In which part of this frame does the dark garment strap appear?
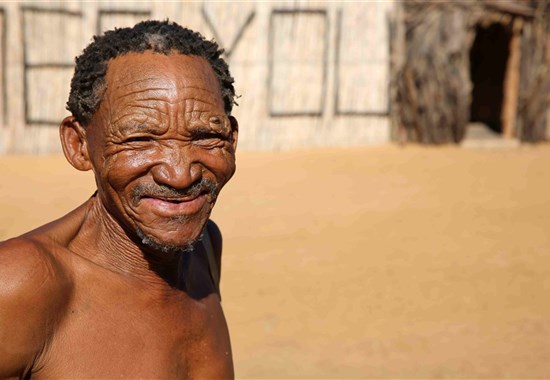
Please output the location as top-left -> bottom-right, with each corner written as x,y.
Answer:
202,227 -> 221,298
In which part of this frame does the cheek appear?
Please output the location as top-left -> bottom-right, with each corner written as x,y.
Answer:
104,150 -> 155,189
201,148 -> 236,183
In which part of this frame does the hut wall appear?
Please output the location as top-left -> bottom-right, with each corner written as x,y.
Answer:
392,0 -> 550,144
517,1 -> 550,142
0,1 -> 394,154
392,2 -> 474,144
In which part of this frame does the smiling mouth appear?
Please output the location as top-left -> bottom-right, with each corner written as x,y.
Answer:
142,193 -> 204,203
132,179 -> 218,217
139,192 -> 209,217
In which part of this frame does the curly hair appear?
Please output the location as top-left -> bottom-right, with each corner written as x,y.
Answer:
66,20 -> 236,125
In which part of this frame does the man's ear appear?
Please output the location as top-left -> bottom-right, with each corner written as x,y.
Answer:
60,116 -> 92,171
229,115 -> 239,151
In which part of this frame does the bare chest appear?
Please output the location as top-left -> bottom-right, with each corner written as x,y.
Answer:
34,283 -> 233,379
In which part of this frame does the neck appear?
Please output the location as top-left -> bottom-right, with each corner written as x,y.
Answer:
68,196 -> 184,289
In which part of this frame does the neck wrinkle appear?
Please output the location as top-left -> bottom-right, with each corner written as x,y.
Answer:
67,196 -> 182,290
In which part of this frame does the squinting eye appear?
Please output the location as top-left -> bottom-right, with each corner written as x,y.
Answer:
198,132 -> 224,140
124,136 -> 151,143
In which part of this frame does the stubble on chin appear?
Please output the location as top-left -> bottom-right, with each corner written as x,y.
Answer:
135,226 -> 196,255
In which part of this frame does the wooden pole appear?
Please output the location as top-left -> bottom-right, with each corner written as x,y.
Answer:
502,17 -> 523,139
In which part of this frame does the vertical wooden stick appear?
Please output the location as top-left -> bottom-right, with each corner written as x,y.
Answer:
502,17 -> 523,139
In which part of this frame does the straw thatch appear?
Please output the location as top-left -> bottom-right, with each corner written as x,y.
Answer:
518,1 -> 550,141
0,2 -> 395,154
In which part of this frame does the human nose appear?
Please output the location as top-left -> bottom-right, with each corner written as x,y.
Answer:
150,144 -> 202,189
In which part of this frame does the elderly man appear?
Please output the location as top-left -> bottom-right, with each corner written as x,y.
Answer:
0,20 -> 238,378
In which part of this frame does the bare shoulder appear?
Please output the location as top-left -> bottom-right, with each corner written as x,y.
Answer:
0,236 -> 72,378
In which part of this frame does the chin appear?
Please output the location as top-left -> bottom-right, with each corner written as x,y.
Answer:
133,215 -> 208,255
135,227 -> 196,254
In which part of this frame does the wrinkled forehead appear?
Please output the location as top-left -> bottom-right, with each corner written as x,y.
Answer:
102,51 -> 224,109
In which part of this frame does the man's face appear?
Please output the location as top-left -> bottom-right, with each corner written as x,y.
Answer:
85,51 -> 237,252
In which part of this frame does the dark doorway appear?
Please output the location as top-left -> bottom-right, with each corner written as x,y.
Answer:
469,23 -> 512,134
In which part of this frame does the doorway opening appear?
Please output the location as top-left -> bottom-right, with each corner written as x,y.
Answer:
469,22 -> 512,134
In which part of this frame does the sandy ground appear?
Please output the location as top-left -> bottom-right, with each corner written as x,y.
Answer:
1,144 -> 550,378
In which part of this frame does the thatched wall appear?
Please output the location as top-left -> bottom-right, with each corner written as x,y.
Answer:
517,2 -> 550,141
391,0 -> 550,144
391,2 -> 473,144
0,1 -> 394,154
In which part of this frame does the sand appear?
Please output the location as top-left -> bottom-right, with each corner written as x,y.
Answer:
1,144 -> 550,378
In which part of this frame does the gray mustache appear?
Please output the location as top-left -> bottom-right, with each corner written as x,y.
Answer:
132,178 -> 218,203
